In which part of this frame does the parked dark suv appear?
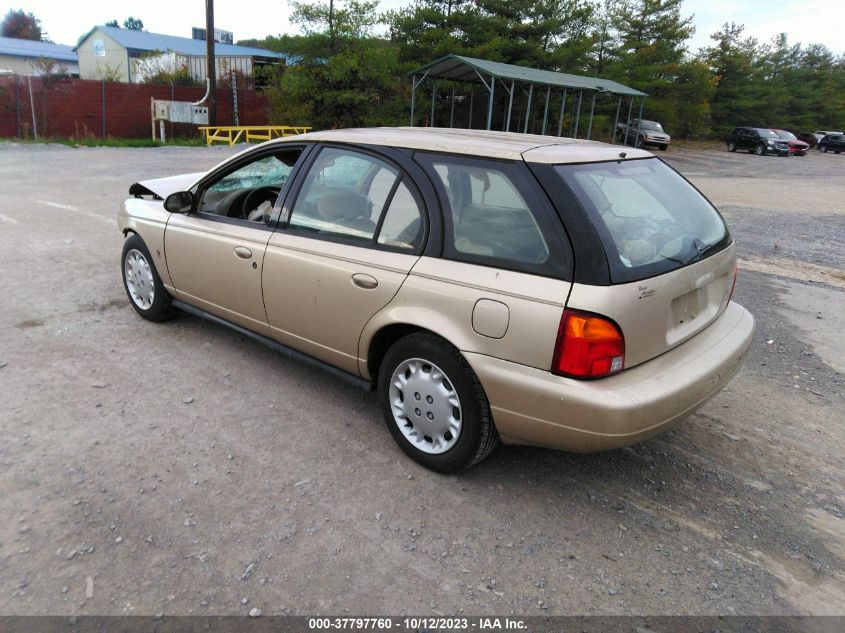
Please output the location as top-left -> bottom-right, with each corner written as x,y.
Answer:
818,134 -> 845,154
726,127 -> 790,156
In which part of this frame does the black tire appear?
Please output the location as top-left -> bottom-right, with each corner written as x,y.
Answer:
755,143 -> 766,156
659,145 -> 668,151
727,141 -> 737,152
378,333 -> 498,472
836,151 -> 841,154
820,144 -> 828,153
121,234 -> 176,322
636,136 -> 644,149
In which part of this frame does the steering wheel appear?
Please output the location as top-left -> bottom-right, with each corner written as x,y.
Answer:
241,186 -> 282,220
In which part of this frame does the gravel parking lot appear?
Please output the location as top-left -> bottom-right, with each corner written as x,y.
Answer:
1,141 -> 843,617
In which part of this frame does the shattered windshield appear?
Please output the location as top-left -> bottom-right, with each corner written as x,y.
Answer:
208,156 -> 293,193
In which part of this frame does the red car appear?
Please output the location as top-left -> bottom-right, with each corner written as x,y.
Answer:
795,132 -> 819,148
773,130 -> 809,155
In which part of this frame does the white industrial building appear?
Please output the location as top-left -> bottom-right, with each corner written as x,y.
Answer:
74,25 -> 288,84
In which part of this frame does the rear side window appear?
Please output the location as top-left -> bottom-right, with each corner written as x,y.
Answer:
377,181 -> 423,250
556,158 -> 729,283
416,153 -> 570,278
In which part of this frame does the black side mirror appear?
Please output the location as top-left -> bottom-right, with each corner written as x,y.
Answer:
164,191 -> 193,213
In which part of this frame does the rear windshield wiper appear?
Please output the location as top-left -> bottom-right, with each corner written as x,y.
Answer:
683,240 -> 719,265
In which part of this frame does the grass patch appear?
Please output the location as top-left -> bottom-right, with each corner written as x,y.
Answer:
11,136 -> 207,148
672,139 -> 725,151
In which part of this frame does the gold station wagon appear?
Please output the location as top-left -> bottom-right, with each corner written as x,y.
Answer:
119,127 -> 754,472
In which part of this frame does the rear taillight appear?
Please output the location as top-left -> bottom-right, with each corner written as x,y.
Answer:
728,265 -> 738,302
552,309 -> 625,379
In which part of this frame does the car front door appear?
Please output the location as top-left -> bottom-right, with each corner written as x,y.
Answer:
164,146 -> 306,336
262,146 -> 429,375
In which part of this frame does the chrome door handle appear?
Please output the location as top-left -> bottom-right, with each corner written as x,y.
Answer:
351,273 -> 378,290
234,246 -> 253,259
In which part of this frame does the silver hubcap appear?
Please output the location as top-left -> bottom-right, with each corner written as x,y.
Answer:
124,249 -> 155,310
389,358 -> 462,455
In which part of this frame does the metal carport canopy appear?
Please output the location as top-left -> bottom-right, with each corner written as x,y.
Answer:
410,54 -> 646,97
409,54 -> 647,140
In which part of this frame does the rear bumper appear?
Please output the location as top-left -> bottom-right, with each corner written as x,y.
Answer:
465,302 -> 754,452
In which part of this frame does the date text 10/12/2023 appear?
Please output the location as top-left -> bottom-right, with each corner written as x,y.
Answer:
307,617 -> 528,630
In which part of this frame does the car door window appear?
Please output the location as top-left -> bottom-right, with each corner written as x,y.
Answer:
199,150 -> 301,224
288,147 -> 424,250
426,157 -> 550,265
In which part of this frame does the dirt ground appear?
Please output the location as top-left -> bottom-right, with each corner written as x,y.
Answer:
0,141 -> 843,617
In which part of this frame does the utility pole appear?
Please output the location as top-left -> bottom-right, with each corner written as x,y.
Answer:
205,0 -> 217,125
328,0 -> 335,54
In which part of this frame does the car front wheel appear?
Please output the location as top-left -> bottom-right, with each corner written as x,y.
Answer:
755,143 -> 766,156
378,333 -> 498,472
820,144 -> 828,153
728,141 -> 737,152
121,234 -> 175,322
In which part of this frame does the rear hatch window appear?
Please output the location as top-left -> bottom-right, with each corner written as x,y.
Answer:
555,158 -> 729,284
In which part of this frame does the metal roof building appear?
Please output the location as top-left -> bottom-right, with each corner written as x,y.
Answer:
0,36 -> 78,76
409,54 -> 647,142
74,26 -> 289,83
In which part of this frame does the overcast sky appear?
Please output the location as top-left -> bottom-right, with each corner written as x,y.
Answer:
4,0 -> 844,55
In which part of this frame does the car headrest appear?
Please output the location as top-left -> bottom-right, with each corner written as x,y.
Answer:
316,190 -> 369,221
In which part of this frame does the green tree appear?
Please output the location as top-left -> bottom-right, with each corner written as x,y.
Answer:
701,22 -> 764,133
265,1 -> 407,129
123,16 -> 144,30
388,0 -> 595,71
1,8 -> 44,40
601,0 -> 709,136
789,44 -> 843,131
105,19 -> 120,28
591,0 -> 620,75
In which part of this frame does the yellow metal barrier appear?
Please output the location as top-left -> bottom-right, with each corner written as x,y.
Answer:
198,125 -> 312,146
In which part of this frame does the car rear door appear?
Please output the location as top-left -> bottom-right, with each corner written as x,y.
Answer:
262,145 -> 431,375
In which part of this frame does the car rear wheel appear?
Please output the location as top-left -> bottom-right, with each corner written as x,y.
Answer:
378,333 -> 498,472
121,234 -> 175,322
727,141 -> 737,152
755,143 -> 766,156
